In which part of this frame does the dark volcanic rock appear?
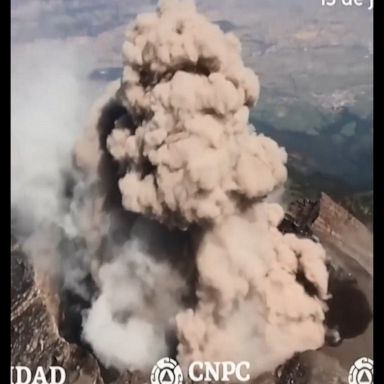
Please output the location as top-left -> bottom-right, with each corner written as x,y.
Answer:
11,247 -> 105,384
278,198 -> 320,240
276,351 -> 348,384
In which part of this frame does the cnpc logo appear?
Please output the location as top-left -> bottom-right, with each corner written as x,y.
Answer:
189,361 -> 251,382
151,358 -> 251,384
11,366 -> 66,384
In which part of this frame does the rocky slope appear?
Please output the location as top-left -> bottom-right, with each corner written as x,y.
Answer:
312,195 -> 373,371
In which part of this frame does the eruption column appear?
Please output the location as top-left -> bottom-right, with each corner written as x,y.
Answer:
75,0 -> 330,379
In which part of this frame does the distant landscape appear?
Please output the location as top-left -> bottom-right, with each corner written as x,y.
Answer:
251,106 -> 373,227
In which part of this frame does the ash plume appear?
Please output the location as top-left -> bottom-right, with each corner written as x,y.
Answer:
106,0 -> 287,224
12,0 -> 371,381
176,208 -> 328,378
73,0 -> 330,379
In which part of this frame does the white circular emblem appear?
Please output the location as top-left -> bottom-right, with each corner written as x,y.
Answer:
348,357 -> 373,384
151,357 -> 183,384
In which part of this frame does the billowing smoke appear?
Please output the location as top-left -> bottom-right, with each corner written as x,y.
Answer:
176,210 -> 328,378
82,233 -> 188,371
11,41 -> 85,228
12,0 -> 351,381
72,0 -> 330,379
106,0 -> 287,224
11,40 -> 96,278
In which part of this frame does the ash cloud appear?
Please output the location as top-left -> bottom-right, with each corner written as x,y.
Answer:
12,0 -> 371,381
73,0 -> 330,379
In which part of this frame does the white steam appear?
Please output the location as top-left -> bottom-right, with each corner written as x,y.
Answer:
83,237 -> 187,371
11,41 -> 91,227
11,40 -> 97,280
